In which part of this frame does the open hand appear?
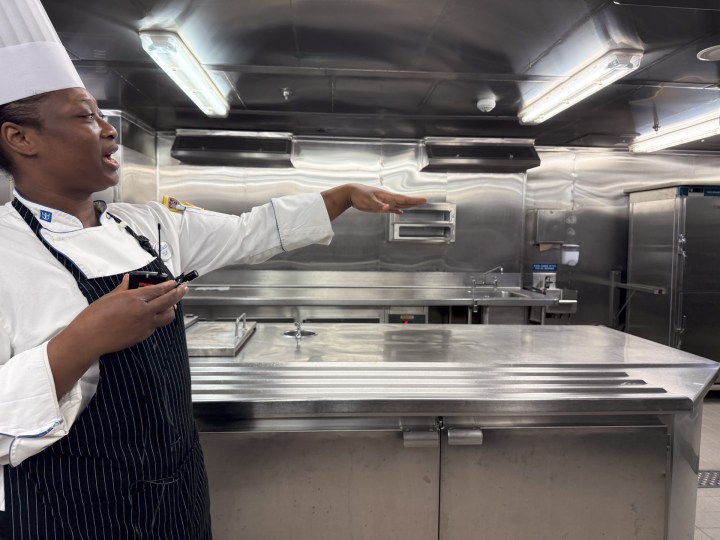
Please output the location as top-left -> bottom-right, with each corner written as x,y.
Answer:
322,183 -> 427,220
348,184 -> 427,215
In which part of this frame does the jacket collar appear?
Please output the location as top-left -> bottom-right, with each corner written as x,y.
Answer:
13,190 -> 111,233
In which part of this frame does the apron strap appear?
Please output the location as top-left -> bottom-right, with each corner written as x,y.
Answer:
12,199 -> 168,276
11,198 -> 87,280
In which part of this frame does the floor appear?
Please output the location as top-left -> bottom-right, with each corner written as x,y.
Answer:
695,392 -> 720,540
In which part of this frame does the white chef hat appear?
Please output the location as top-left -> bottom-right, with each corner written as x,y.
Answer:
0,0 -> 84,106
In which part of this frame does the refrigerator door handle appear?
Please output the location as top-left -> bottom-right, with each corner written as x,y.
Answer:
678,234 -> 687,258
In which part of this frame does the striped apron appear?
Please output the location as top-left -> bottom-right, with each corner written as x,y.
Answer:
2,199 -> 211,539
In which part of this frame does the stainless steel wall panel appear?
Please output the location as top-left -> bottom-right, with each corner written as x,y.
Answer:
526,149 -> 629,325
442,174 -> 524,273
526,149 -> 720,326
157,136 -> 523,273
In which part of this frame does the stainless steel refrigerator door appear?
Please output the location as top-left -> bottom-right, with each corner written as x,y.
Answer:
678,292 -> 720,362
626,191 -> 681,346
681,194 -> 720,293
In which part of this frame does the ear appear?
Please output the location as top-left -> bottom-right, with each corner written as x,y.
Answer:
0,122 -> 40,160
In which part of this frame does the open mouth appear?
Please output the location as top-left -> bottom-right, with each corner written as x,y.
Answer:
103,149 -> 120,170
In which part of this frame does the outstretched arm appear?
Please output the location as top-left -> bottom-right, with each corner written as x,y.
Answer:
321,183 -> 427,221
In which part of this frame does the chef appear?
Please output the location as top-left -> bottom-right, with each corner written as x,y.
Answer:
0,1 -> 426,538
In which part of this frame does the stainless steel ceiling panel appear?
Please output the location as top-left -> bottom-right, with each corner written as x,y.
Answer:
628,44 -> 720,85
420,80 -> 527,116
44,0 -> 151,62
626,86 -> 720,138
230,73 -> 333,112
613,0 -> 720,10
332,78 -> 434,115
27,0 -> 720,149
292,0 -> 445,70
420,0 -> 604,74
522,84 -> 642,146
171,0 -> 298,66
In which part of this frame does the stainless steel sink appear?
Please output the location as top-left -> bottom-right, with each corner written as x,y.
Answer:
474,289 -> 528,299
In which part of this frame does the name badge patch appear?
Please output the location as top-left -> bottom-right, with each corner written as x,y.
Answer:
39,210 -> 53,222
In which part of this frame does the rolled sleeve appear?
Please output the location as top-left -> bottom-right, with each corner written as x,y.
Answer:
270,193 -> 334,252
0,340 -> 81,468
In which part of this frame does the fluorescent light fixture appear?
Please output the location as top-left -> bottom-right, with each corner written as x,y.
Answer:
139,30 -> 229,118
630,110 -> 720,153
519,49 -> 643,125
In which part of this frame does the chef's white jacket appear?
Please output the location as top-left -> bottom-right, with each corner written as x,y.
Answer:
0,190 -> 334,511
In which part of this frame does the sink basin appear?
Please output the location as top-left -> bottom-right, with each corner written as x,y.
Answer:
475,290 -> 528,299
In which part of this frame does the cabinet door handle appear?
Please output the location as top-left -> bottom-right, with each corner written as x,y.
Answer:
447,428 -> 484,446
403,430 -> 439,448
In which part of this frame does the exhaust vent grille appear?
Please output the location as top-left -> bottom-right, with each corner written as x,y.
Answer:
171,131 -> 293,167
388,203 -> 456,243
422,138 -> 540,173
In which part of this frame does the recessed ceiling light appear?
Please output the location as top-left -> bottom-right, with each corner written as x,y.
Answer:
697,44 -> 720,61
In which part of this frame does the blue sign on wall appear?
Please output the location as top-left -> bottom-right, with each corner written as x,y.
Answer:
532,263 -> 558,272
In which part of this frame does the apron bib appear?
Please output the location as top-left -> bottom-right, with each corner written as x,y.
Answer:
3,199 -> 211,539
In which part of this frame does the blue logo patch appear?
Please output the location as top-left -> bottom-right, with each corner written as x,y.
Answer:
39,210 -> 53,222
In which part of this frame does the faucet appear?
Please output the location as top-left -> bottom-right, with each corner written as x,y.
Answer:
478,265 -> 504,286
470,266 -> 504,312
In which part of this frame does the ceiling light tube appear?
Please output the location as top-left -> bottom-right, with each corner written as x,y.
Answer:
139,30 -> 229,118
630,111 -> 720,153
519,49 -> 643,125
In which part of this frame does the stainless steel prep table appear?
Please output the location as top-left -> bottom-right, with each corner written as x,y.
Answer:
182,271 -> 559,324
192,324 -> 719,540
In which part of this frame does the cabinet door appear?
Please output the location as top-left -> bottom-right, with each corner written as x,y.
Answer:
439,426 -> 669,540
201,430 -> 439,540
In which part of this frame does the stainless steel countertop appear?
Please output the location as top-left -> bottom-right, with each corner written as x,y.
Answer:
190,324 -> 720,420
185,286 -> 555,307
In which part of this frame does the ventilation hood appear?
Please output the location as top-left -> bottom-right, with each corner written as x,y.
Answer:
171,130 -> 293,167
421,138 -> 541,173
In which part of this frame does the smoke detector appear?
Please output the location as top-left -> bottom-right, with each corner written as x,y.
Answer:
697,44 -> 720,61
476,97 -> 497,113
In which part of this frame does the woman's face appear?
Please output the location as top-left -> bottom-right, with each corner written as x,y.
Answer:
29,87 -> 120,196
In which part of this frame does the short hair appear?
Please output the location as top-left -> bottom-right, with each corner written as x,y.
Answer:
0,93 -> 49,176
